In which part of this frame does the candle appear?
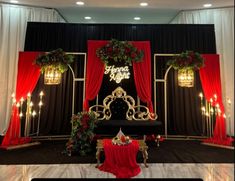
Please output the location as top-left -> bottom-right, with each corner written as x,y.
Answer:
199,92 -> 203,105
201,106 -> 206,114
19,112 -> 23,117
16,102 -> 20,107
39,101 -> 43,107
39,91 -> 44,100
213,94 -> 217,101
11,93 -> 15,98
199,92 -> 203,99
209,98 -> 213,103
30,102 -> 33,107
32,111 -> 36,116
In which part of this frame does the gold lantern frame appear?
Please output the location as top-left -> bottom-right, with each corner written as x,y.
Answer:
44,65 -> 62,85
177,68 -> 194,87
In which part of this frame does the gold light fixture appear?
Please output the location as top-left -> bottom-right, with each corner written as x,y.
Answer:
178,68 -> 194,87
44,66 -> 62,85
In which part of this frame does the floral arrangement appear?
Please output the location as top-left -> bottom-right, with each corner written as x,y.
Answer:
167,50 -> 204,70
65,111 -> 98,156
96,39 -> 144,66
35,48 -> 74,73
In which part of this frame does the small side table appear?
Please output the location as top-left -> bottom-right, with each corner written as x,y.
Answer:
96,139 -> 149,168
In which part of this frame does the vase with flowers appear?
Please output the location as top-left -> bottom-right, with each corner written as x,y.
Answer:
65,111 -> 98,156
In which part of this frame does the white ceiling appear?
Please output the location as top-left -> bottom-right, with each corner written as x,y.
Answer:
1,0 -> 234,23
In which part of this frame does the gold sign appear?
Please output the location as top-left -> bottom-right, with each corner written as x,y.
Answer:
104,65 -> 130,84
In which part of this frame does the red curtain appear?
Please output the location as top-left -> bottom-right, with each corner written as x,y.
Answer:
83,40 -> 106,111
199,54 -> 233,145
98,139 -> 141,178
1,52 -> 41,147
84,40 -> 153,114
132,42 -> 153,113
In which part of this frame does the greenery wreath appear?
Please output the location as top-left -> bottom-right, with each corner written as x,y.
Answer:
96,39 -> 144,66
167,50 -> 204,70
35,48 -> 74,73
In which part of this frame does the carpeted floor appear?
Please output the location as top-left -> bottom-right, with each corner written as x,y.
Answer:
0,139 -> 234,164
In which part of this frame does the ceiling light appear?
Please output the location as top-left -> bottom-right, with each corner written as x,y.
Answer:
10,0 -> 19,3
84,16 -> 91,20
134,17 -> 141,20
140,2 -> 148,6
203,4 -> 212,8
76,1 -> 84,5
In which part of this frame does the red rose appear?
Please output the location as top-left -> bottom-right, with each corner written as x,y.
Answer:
125,48 -> 131,53
107,47 -> 113,53
131,52 -> 137,58
188,56 -> 193,64
121,135 -> 126,142
189,51 -> 194,57
81,114 -> 90,129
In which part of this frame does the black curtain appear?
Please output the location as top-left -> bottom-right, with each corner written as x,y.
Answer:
24,23 -> 216,136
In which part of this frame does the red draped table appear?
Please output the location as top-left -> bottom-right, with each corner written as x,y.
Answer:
98,139 -> 141,178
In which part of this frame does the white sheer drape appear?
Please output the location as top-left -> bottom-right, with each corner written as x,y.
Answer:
0,4 -> 65,135
171,7 -> 234,136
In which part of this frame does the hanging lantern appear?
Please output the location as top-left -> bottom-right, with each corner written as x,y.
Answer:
44,66 -> 62,85
178,68 -> 194,87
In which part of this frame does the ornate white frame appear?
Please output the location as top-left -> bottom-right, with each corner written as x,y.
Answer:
89,87 -> 157,121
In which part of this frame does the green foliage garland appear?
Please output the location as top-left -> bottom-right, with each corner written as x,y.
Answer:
167,50 -> 204,70
65,111 -> 98,156
35,48 -> 74,73
96,39 -> 144,66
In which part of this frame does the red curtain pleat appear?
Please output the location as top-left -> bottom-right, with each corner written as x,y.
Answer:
1,52 -> 41,147
83,40 -> 106,111
132,41 -> 154,113
199,54 -> 233,145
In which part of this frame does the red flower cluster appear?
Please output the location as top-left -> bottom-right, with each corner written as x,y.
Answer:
66,111 -> 97,156
81,114 -> 90,130
168,50 -> 204,70
96,39 -> 144,66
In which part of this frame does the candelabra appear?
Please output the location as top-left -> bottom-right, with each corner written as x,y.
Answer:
12,91 -> 44,138
199,93 -> 219,137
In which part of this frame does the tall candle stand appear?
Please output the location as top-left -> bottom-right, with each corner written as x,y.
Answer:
10,93 -> 17,144
31,111 -> 37,135
5,91 -> 44,149
37,91 -> 44,136
199,93 -> 205,136
199,93 -> 219,138
226,98 -> 232,139
209,98 -> 213,137
205,98 -> 210,137
24,93 -> 32,137
200,94 -> 234,149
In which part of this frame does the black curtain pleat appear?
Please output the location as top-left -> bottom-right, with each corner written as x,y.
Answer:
24,23 -> 216,136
